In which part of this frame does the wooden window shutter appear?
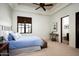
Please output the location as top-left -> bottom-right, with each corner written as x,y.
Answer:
17,16 -> 32,23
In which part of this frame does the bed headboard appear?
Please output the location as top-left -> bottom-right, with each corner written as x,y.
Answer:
3,26 -> 12,31
0,25 -> 12,31
0,25 -> 3,30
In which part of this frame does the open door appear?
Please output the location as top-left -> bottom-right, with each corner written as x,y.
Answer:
61,15 -> 69,45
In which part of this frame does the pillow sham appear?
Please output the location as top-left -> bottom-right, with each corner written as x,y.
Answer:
3,31 -> 9,41
8,33 -> 15,41
9,32 -> 17,40
15,33 -> 22,39
0,31 -> 4,37
2,31 -> 15,41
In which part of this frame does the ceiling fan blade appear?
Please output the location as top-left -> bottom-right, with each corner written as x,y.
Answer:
33,3 -> 39,5
45,4 -> 53,6
35,7 -> 40,10
42,7 -> 46,11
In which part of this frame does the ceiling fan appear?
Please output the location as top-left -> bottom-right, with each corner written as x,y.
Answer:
33,3 -> 53,11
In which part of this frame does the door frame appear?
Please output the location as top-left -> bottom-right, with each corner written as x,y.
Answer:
61,15 -> 69,43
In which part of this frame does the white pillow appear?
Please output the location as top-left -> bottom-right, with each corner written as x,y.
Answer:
0,31 -> 9,41
0,30 -> 22,41
15,33 -> 22,39
2,31 -> 14,41
0,31 -> 4,37
10,32 -> 22,40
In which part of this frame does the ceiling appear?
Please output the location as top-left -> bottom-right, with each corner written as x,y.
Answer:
9,3 -> 70,15
18,3 -> 56,10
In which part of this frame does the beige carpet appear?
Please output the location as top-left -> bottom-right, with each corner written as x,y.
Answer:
11,38 -> 79,56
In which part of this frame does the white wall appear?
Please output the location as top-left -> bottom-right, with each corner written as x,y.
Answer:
12,10 -> 51,38
0,3 -> 12,26
50,3 -> 79,48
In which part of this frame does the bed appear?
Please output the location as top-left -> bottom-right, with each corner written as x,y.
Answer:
0,25 -> 47,55
8,35 -> 45,49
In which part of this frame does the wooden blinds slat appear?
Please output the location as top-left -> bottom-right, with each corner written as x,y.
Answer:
17,16 -> 32,23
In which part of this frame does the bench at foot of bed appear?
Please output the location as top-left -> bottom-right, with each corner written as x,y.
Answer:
41,40 -> 47,49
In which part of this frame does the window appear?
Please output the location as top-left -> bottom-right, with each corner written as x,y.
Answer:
17,16 -> 32,34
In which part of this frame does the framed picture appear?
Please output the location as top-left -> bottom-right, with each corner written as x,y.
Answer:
64,25 -> 69,29
52,22 -> 57,32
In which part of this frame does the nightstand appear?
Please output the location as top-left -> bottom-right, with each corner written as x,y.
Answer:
0,40 -> 9,56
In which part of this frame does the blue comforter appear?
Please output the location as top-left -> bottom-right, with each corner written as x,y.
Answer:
9,36 -> 44,49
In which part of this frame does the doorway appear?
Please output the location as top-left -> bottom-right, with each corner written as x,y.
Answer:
61,15 -> 69,45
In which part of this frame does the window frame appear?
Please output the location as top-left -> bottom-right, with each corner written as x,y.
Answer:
17,16 -> 32,34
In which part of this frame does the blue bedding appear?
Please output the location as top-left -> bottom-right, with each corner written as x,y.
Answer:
8,36 -> 44,49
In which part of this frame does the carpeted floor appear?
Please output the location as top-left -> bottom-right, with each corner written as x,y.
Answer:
11,38 -> 79,56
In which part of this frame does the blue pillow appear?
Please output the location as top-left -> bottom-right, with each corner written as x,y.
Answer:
8,33 -> 15,41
